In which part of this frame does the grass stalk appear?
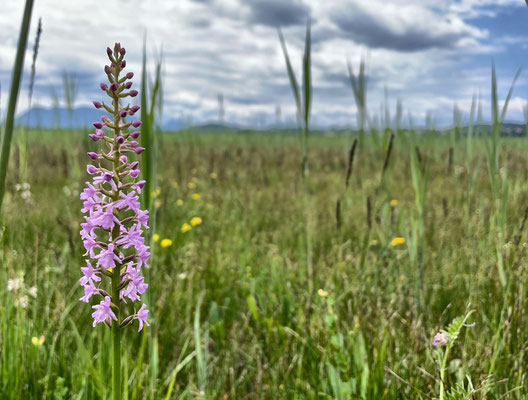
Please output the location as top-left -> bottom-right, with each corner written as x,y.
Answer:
0,0 -> 35,216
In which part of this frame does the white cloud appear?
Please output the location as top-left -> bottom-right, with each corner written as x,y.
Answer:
0,0 -> 525,128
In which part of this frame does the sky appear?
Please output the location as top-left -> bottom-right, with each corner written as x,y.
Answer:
2,0 -> 528,128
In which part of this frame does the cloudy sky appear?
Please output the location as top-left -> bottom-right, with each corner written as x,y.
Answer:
2,0 -> 528,128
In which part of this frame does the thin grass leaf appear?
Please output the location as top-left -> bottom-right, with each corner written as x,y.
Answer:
0,0 -> 35,215
278,29 -> 301,119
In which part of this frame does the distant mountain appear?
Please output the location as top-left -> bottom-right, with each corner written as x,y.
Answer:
16,106 -> 216,132
17,106 -> 106,129
14,106 -> 528,135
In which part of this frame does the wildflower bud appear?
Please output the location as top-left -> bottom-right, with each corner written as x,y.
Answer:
104,65 -> 112,74
100,83 -> 108,91
116,136 -> 125,145
87,165 -> 98,174
126,72 -> 134,79
93,122 -> 103,129
129,90 -> 138,97
103,172 -> 113,182
124,82 -> 133,89
120,60 -> 126,68
130,170 -> 140,178
130,161 -> 139,170
120,155 -> 128,163
119,109 -> 128,118
130,130 -> 140,139
119,315 -> 134,328
93,101 -> 103,109
134,147 -> 146,155
129,141 -> 138,147
120,47 -> 126,56
87,152 -> 100,160
137,180 -> 146,189
88,134 -> 100,141
132,120 -> 142,127
101,115 -> 110,122
107,47 -> 112,57
110,83 -> 118,92
96,129 -> 105,137
114,42 -> 121,52
130,105 -> 140,113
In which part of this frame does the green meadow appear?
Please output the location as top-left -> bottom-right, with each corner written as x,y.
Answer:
2,126 -> 528,398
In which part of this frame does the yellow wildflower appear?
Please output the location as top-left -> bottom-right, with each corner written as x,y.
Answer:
187,182 -> 196,189
391,237 -> 405,246
153,234 -> 159,242
210,172 -> 217,179
390,199 -> 398,207
181,223 -> 192,233
176,199 -> 184,206
190,217 -> 202,226
32,335 -> 44,346
192,193 -> 200,200
155,199 -> 162,208
155,187 -> 161,196
317,289 -> 328,297
160,239 -> 173,248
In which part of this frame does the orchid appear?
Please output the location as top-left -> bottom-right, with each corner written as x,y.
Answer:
78,42 -> 150,400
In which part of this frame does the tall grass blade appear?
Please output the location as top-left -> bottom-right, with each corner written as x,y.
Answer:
0,0 -> 35,215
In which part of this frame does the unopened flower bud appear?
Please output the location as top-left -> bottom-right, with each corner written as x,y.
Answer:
126,72 -> 134,79
132,120 -> 142,127
87,152 -> 100,160
93,101 -> 103,109
134,147 -> 146,155
124,82 -> 133,89
130,131 -> 140,139
129,90 -> 138,97
129,141 -> 138,147
130,170 -> 140,178
104,65 -> 112,74
107,47 -> 112,57
116,136 -> 125,144
88,134 -> 100,141
120,47 -> 126,56
110,83 -> 118,92
100,83 -> 108,91
129,161 -> 139,170
87,165 -> 98,174
120,60 -> 126,68
120,155 -> 128,163
119,109 -> 128,118
93,122 -> 103,129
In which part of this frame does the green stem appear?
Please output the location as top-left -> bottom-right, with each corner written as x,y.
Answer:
111,52 -> 123,400
439,345 -> 451,400
112,266 -> 121,400
0,0 -> 34,216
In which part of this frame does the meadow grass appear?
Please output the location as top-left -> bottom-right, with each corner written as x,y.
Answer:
2,127 -> 528,398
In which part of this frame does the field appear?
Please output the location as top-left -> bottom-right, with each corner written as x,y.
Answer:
2,127 -> 528,399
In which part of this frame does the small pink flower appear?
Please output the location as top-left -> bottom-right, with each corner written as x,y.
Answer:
432,332 -> 448,347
